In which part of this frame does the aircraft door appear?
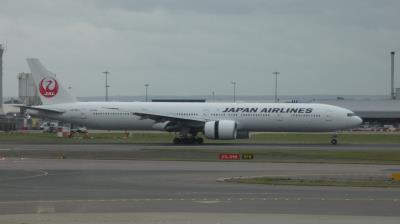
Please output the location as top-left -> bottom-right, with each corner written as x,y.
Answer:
325,110 -> 333,122
202,109 -> 210,121
69,109 -> 87,120
80,111 -> 87,120
275,113 -> 283,122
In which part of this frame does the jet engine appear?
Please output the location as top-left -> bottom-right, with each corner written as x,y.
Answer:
204,120 -> 237,140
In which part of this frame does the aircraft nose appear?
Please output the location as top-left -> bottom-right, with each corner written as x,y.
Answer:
354,116 -> 363,126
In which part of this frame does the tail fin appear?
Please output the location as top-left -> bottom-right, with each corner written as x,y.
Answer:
26,58 -> 77,105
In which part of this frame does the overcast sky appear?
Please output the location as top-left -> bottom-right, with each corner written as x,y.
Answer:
1,0 -> 399,97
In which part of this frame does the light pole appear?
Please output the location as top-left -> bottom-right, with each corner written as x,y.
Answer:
102,71 -> 110,101
391,51 -> 395,99
25,75 -> 28,104
231,81 -> 236,102
272,71 -> 280,103
212,91 -> 215,102
145,84 -> 150,102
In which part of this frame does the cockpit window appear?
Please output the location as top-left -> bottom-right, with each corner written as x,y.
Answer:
347,113 -> 355,117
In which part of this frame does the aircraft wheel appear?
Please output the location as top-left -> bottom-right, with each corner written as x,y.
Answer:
195,138 -> 204,144
330,139 -> 338,145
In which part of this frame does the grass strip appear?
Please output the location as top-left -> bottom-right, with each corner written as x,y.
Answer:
2,149 -> 400,165
1,132 -> 400,144
226,177 -> 400,188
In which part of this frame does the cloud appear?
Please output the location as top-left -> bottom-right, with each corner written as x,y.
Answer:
1,0 -> 399,97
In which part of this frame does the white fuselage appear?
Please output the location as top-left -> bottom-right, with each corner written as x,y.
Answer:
30,102 -> 362,132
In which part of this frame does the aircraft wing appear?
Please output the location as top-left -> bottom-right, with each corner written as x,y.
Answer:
132,111 -> 205,132
132,111 -> 205,123
103,107 -> 205,126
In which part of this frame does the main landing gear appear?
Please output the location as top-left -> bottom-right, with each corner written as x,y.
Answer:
173,137 -> 204,144
330,133 -> 338,145
172,128 -> 204,145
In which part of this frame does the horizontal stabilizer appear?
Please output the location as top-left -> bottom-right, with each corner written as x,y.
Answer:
15,105 -> 65,114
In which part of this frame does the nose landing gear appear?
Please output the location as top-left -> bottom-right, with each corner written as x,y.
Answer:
330,133 -> 338,145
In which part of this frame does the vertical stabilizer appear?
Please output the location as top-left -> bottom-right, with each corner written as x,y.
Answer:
26,58 -> 77,105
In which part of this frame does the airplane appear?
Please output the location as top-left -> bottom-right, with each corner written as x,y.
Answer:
22,58 -> 362,145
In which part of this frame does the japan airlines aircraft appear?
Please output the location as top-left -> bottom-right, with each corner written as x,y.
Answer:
23,58 -> 362,144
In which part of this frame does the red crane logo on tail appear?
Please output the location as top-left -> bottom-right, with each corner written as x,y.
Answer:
39,77 -> 59,98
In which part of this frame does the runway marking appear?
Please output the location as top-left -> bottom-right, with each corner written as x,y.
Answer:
194,200 -> 223,204
218,172 -> 391,182
0,197 -> 399,205
0,170 -> 48,181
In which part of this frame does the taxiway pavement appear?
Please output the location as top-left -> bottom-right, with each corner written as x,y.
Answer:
0,158 -> 399,216
1,143 -> 400,223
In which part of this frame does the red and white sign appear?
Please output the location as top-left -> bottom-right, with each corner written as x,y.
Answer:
219,153 -> 241,160
39,77 -> 59,98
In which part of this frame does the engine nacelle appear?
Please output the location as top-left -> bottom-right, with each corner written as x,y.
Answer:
204,120 -> 237,140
